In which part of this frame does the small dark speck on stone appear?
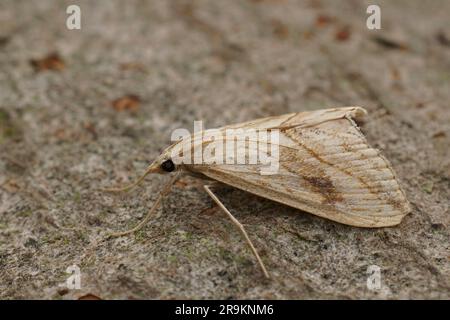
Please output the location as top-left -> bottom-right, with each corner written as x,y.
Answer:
57,288 -> 69,296
0,36 -> 10,46
24,238 -> 39,249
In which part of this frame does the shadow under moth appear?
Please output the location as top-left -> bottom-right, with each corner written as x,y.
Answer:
103,106 -> 410,278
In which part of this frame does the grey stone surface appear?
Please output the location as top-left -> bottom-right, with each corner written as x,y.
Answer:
0,0 -> 449,299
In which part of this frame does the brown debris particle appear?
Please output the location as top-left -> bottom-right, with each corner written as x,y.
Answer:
271,19 -> 289,39
415,101 -> 428,109
315,14 -> 334,27
432,131 -> 446,138
57,288 -> 69,296
0,36 -> 10,47
84,122 -> 97,139
53,127 -> 70,141
372,36 -> 408,50
335,26 -> 351,42
200,206 -> 219,217
1,179 -> 20,193
436,31 -> 450,47
78,293 -> 102,300
308,0 -> 322,9
30,52 -> 65,72
390,66 -> 401,81
303,30 -> 314,40
111,95 -> 141,112
175,179 -> 188,188
213,42 -> 247,64
120,62 -> 146,72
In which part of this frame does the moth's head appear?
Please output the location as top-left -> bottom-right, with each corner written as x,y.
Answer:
147,143 -> 181,175
101,142 -> 182,194
149,157 -> 177,174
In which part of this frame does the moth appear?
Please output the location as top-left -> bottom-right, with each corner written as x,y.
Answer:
104,106 -> 410,278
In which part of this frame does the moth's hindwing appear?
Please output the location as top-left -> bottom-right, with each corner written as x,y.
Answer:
191,107 -> 410,227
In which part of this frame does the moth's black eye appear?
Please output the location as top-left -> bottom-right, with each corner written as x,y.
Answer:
160,159 -> 175,172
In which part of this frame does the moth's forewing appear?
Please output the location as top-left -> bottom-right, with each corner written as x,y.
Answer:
188,107 -> 410,228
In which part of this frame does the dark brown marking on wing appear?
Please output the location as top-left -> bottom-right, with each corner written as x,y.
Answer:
282,126 -> 389,202
279,147 -> 342,205
303,175 -> 344,204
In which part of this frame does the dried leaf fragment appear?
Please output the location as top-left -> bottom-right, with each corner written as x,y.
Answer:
78,293 -> 102,300
315,14 -> 334,27
120,62 -> 146,72
271,19 -> 289,39
30,52 -> 65,72
111,95 -> 141,112
372,36 -> 408,50
335,26 -> 351,41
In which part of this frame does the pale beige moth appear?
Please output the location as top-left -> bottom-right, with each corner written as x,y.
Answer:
104,106 -> 410,278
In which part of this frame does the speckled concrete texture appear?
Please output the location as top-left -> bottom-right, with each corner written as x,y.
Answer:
0,0 -> 449,299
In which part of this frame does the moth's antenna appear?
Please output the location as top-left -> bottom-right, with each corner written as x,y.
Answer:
99,165 -> 158,193
107,172 -> 180,238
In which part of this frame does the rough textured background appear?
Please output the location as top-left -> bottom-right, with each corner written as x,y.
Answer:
0,0 -> 449,299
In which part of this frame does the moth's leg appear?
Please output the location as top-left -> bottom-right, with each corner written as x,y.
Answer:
203,185 -> 270,279
108,172 -> 180,238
